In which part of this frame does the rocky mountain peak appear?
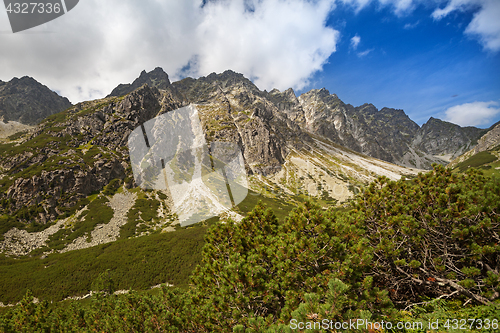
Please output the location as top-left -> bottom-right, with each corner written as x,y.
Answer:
357,103 -> 378,114
299,88 -> 341,108
0,76 -> 71,125
312,87 -> 334,98
411,117 -> 483,162
421,116 -> 446,128
379,107 -> 405,115
202,70 -> 258,91
107,67 -> 171,97
283,88 -> 296,98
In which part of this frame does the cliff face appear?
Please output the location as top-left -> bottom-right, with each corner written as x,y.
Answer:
171,70 -> 309,176
412,117 -> 483,160
0,76 -> 72,125
295,89 -> 421,165
269,86 -> 483,169
448,122 -> 500,169
0,85 -> 166,223
471,122 -> 500,153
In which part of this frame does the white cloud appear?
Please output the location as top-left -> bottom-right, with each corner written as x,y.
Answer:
194,0 -> 339,91
431,0 -> 480,20
339,0 -> 415,15
337,0 -> 372,12
465,0 -> 500,52
432,0 -> 500,52
403,20 -> 420,29
378,0 -> 415,15
350,34 -> 361,49
357,48 -> 374,57
444,101 -> 500,127
0,0 -> 339,103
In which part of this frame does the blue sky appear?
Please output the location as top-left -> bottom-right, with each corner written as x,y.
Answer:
311,1 -> 500,127
0,0 -> 499,128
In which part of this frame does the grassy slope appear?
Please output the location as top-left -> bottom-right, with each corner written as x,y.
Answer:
0,187 -> 298,304
0,225 -> 206,304
452,148 -> 500,177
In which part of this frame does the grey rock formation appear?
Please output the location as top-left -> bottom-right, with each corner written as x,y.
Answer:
171,70 -> 306,175
412,117 -> 483,160
0,85 -> 163,223
0,76 -> 71,125
448,121 -> 500,168
107,67 -> 171,97
466,121 -> 500,154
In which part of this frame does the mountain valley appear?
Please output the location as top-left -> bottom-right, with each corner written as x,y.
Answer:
0,68 -> 499,304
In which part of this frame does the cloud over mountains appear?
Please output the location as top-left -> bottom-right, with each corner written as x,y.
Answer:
0,0 -> 339,102
0,0 -> 497,129
444,101 -> 500,127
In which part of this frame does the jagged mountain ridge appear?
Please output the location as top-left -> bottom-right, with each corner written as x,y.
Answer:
0,68 -> 420,230
1,68 -> 483,169
411,117 -> 483,161
265,85 -> 484,169
0,76 -> 72,125
107,67 -> 172,98
106,67 -> 483,169
0,68 -> 493,231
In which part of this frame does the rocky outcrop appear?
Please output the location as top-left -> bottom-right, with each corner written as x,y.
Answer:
282,88 -> 432,167
5,156 -> 126,222
448,122 -> 500,168
288,89 -> 483,168
107,67 -> 171,97
0,76 -> 71,125
412,117 -> 483,160
0,85 -> 165,223
171,70 -> 306,175
469,122 -> 500,154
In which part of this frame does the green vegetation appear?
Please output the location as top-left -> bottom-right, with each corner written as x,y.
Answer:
0,215 -> 23,242
102,178 -> 121,196
120,194 -> 161,239
234,187 -> 295,221
6,130 -> 29,141
47,195 -> 114,250
0,165 -> 498,332
454,151 -> 498,172
352,165 -> 500,306
0,226 -> 206,304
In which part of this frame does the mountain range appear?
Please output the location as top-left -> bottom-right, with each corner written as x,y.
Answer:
0,68 -> 498,257
108,68 -> 486,169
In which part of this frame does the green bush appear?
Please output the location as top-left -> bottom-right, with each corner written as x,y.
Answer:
352,165 -> 500,306
189,201 -> 393,331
